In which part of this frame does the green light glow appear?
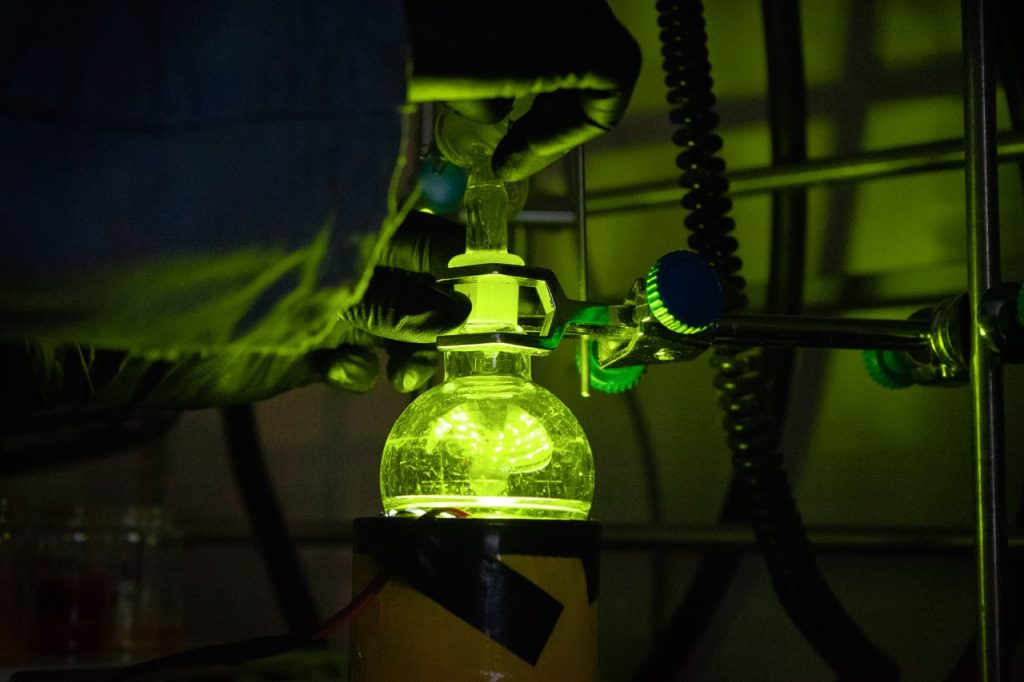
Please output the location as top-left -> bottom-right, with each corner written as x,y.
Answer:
380,351 -> 594,520
381,496 -> 591,520
384,127 -> 593,519
431,402 -> 554,478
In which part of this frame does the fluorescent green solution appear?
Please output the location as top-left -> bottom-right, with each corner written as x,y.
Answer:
380,351 -> 594,520
381,495 -> 591,520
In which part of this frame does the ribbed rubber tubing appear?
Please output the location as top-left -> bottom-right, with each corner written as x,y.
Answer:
645,1 -> 899,679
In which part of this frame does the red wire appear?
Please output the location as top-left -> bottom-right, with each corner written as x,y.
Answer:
311,508 -> 470,640
312,568 -> 392,639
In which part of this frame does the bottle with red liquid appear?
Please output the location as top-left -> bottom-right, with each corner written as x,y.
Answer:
25,507 -> 112,658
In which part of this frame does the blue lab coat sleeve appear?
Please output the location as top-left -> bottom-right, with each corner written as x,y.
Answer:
0,1 -> 410,357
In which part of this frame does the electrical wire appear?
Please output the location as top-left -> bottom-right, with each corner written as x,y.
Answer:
636,2 -> 898,679
312,567 -> 393,641
112,508 -> 471,680
312,507 -> 470,640
110,635 -> 308,680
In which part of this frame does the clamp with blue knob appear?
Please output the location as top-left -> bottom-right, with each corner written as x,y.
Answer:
438,250 -> 1024,395
437,249 -> 724,393
572,251 -> 723,393
646,251 -> 723,335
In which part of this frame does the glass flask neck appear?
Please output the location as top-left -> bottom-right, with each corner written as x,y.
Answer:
463,164 -> 510,257
443,350 -> 532,382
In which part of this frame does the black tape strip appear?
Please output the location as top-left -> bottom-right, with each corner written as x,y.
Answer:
584,553 -> 599,605
413,546 -> 562,665
356,518 -> 596,664
357,517 -> 601,603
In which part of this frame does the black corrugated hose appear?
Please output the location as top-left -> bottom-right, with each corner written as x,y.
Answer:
635,1 -> 899,680
635,1 -> 804,676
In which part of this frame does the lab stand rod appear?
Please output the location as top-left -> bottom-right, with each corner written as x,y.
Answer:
715,314 -> 931,351
575,146 -> 590,300
964,0 -> 1009,679
574,145 -> 591,397
582,131 -> 1024,216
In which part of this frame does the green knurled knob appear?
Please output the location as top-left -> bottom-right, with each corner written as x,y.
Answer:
863,349 -> 915,389
570,306 -> 645,393
646,251 -> 722,335
576,341 -> 645,394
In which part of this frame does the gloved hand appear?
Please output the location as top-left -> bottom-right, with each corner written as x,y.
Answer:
0,211 -> 469,415
328,209 -> 470,394
401,0 -> 641,180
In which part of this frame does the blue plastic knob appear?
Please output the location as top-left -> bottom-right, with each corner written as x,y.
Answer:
417,154 -> 468,216
645,251 -> 723,334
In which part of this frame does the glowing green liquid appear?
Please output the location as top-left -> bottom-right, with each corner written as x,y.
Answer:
381,434 -> 594,520
382,495 -> 590,520
379,352 -> 594,521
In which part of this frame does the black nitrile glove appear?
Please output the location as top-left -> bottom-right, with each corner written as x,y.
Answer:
402,0 -> 641,180
0,211 -> 469,415
320,209 -> 469,394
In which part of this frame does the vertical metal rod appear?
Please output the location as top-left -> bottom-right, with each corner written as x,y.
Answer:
963,0 -> 1009,679
575,145 -> 591,397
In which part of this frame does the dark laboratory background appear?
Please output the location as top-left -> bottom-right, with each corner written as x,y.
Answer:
3,1 -> 1024,680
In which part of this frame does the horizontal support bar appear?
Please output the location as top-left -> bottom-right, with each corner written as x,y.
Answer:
602,524 -> 1023,557
178,521 -> 1022,558
715,313 -> 933,350
585,131 -> 1024,215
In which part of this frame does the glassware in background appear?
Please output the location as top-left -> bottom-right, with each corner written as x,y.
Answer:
108,506 -> 182,657
0,497 -> 24,663
21,505 -> 182,662
24,507 -> 111,658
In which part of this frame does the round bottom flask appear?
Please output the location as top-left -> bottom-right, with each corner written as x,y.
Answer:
381,350 -> 594,520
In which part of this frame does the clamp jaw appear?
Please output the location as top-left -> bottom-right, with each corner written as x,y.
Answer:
438,254 -> 1024,394
437,251 -> 722,371
864,283 -> 1024,389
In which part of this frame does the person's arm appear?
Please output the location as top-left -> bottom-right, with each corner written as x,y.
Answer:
402,0 -> 642,180
1,1 -> 410,356
1,210 -> 469,414
1,1 -> 642,412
